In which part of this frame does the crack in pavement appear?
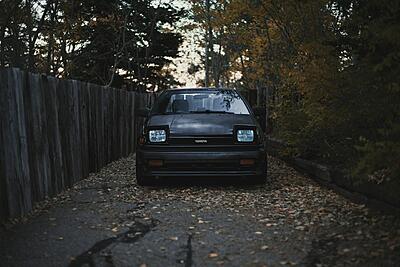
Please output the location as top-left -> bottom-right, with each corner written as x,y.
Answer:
69,219 -> 157,267
126,202 -> 147,213
185,234 -> 193,267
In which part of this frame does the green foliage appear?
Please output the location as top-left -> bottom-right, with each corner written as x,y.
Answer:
334,0 -> 400,180
355,124 -> 400,183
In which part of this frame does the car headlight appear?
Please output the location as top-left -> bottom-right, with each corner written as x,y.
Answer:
149,130 -> 166,143
237,129 -> 254,142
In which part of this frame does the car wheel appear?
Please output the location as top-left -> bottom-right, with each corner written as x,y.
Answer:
136,175 -> 155,186
254,175 -> 267,184
136,168 -> 155,186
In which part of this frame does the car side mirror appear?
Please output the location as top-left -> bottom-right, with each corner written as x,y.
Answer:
137,108 -> 150,117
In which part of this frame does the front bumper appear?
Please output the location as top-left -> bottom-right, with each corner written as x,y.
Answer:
136,147 -> 267,179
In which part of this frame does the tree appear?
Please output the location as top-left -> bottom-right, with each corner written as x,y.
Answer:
0,0 -> 28,69
0,0 -> 185,91
333,0 -> 400,180
190,0 -> 400,184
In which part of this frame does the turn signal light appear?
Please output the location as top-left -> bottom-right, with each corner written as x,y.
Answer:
240,159 -> 255,166
148,159 -> 163,167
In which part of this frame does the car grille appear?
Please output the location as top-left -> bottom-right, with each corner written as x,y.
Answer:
168,135 -> 233,146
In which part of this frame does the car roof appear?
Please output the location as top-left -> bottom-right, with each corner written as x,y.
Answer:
167,87 -> 236,91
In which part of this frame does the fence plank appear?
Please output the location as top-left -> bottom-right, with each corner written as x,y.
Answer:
98,87 -> 105,168
88,83 -> 97,172
43,76 -> 65,195
57,79 -> 73,187
113,89 -> 119,160
0,69 -> 9,219
3,68 -> 32,217
130,93 -> 136,153
127,93 -> 133,154
110,89 -> 115,162
24,73 -> 52,201
80,82 -> 90,178
71,80 -> 82,183
122,90 -> 128,157
104,88 -> 112,163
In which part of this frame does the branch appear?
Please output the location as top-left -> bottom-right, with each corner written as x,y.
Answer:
28,0 -> 53,69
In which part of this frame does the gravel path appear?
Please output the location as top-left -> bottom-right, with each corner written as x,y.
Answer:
1,155 -> 399,267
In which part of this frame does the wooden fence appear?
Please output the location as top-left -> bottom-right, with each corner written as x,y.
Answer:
0,68 -> 152,221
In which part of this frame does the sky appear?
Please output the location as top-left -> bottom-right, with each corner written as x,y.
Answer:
173,28 -> 204,87
161,0 -> 204,87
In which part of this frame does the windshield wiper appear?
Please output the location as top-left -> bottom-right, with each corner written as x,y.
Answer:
189,110 -> 234,114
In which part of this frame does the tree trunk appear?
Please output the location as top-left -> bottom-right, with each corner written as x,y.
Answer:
0,26 -> 5,67
46,0 -> 58,74
265,86 -> 269,133
26,0 -> 33,69
28,0 -> 52,71
204,0 -> 212,87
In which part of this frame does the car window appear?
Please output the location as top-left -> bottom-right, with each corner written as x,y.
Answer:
151,90 -> 250,115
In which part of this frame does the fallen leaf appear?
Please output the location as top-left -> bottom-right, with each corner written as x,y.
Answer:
208,252 -> 218,258
342,248 -> 350,253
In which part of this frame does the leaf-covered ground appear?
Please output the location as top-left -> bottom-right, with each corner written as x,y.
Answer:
1,155 -> 399,267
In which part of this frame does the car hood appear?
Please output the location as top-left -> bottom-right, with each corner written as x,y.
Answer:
147,113 -> 256,136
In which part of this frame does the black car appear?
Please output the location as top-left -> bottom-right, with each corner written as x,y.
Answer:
136,88 -> 267,185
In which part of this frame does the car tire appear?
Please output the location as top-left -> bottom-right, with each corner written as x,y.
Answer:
136,175 -> 155,186
136,168 -> 155,186
254,175 -> 267,184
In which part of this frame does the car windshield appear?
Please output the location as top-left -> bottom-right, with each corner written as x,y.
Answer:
151,90 -> 250,115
